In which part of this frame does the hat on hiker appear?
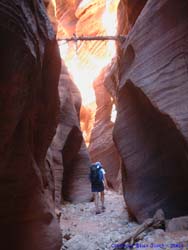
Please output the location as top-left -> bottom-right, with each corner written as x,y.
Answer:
95,161 -> 102,168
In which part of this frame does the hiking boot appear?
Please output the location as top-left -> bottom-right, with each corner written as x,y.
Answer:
102,206 -> 106,212
96,210 -> 101,215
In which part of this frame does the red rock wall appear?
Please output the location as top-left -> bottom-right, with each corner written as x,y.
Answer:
117,0 -> 148,35
48,61 -> 92,207
47,0 -> 122,192
0,1 -> 61,249
89,68 -> 121,191
114,0 -> 188,222
62,140 -> 92,202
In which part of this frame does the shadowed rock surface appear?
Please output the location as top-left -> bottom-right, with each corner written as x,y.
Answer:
47,61 -> 92,207
47,0 -> 122,192
89,68 -> 121,191
114,0 -> 188,222
117,0 -> 148,35
0,1 -> 61,250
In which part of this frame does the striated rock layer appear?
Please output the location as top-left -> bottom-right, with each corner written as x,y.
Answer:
89,68 -> 121,191
114,0 -> 188,223
117,0 -> 148,35
47,0 -> 122,192
0,1 -> 61,250
47,61 -> 92,207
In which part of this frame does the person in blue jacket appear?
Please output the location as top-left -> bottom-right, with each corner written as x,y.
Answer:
89,162 -> 107,214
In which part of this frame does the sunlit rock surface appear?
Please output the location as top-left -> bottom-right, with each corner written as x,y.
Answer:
47,61 -> 92,207
55,0 -> 120,105
0,1 -> 61,249
80,104 -> 96,146
47,0 -> 122,192
114,0 -> 188,223
89,68 -> 121,191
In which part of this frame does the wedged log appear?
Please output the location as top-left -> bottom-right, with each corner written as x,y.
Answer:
89,68 -> 121,191
0,1 -> 61,250
113,80 -> 188,223
114,0 -> 188,222
53,0 -> 119,76
48,61 -> 92,207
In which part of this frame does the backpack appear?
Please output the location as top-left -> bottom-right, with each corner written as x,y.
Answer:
90,163 -> 103,185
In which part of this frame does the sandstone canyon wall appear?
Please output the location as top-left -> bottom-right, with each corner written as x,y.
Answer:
47,0 -> 122,192
89,67 -> 121,191
114,0 -> 188,223
47,61 -> 92,206
0,1 -> 61,250
73,0 -> 122,191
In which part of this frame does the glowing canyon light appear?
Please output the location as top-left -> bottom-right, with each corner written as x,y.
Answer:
58,0 -> 120,106
51,0 -> 57,17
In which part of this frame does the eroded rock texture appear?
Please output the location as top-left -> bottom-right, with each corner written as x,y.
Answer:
117,0 -> 148,35
89,68 -> 121,191
0,1 -> 61,250
47,61 -> 92,207
114,0 -> 188,223
47,0 -> 122,192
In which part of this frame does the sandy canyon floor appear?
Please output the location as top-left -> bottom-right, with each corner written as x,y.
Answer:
60,190 -> 188,250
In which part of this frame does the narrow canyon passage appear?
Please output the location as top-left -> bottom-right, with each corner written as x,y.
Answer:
1,1 -> 188,250
45,0 -> 188,248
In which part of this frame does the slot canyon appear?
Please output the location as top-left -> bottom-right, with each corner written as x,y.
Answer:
1,0 -> 188,249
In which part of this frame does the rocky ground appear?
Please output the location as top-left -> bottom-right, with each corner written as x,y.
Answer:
60,190 -> 188,250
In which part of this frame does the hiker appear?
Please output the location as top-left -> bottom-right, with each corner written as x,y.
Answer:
89,161 -> 107,214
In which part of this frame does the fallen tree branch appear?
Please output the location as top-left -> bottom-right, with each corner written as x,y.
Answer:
117,209 -> 165,248
58,35 -> 127,43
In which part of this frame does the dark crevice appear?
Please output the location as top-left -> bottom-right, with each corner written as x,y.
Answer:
113,79 -> 188,222
119,44 -> 135,82
61,126 -> 82,201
